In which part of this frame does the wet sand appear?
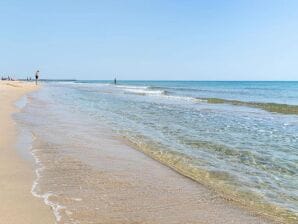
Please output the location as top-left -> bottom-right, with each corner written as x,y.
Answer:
0,81 -> 55,224
28,114 -> 277,223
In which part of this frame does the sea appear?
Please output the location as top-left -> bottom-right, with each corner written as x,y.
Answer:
15,81 -> 298,223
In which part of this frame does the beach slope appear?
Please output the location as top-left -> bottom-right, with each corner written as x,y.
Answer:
0,81 -> 54,224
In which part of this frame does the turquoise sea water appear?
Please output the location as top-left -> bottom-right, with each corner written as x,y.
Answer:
21,81 -> 298,222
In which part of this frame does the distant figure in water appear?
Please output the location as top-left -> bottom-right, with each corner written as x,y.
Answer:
35,70 -> 39,85
114,78 -> 117,85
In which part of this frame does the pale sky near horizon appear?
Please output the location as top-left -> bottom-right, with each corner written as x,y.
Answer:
0,0 -> 298,80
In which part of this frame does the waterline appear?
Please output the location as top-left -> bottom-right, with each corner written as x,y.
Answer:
17,81 -> 298,223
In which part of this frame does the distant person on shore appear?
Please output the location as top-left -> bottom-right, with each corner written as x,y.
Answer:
35,70 -> 39,85
114,78 -> 117,85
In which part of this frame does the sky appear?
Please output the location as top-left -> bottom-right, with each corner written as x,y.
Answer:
0,0 -> 298,80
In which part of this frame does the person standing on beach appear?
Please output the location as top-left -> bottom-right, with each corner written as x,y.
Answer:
35,70 -> 39,85
114,78 -> 117,85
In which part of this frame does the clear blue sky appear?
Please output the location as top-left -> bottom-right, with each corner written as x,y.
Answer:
1,0 -> 298,80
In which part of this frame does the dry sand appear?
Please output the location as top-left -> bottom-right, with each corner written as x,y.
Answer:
0,81 -> 55,224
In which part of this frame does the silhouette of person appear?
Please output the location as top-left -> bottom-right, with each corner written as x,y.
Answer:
35,70 -> 39,85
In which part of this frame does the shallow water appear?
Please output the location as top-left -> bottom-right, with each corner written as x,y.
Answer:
16,81 -> 298,223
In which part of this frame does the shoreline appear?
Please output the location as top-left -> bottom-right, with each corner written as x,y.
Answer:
1,81 -> 280,224
124,136 -> 295,224
0,81 -> 55,224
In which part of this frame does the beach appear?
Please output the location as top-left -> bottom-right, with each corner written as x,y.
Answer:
1,1 -> 297,223
1,81 -> 287,224
0,81 -> 55,224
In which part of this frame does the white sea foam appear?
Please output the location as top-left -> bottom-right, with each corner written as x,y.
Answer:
124,88 -> 165,95
162,95 -> 196,102
124,88 -> 198,102
30,135 -> 65,224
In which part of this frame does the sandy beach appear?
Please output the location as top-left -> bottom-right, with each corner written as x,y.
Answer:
0,81 -> 55,224
2,1 -> 298,223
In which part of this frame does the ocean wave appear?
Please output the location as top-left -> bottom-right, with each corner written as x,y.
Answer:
125,88 -> 199,102
124,88 -> 167,96
121,85 -> 199,102
148,86 -> 254,95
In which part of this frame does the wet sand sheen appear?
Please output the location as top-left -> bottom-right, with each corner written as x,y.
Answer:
31,127 -> 276,223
